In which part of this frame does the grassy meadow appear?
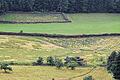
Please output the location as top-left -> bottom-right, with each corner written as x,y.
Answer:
0,13 -> 120,34
0,12 -> 66,22
0,66 -> 113,80
0,35 -> 120,66
0,13 -> 120,80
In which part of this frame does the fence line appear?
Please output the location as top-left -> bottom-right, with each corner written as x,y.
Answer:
0,32 -> 120,38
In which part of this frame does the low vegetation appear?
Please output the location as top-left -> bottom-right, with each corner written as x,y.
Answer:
0,63 -> 12,73
0,35 -> 119,79
0,35 -> 120,66
0,13 -> 120,34
0,66 -> 113,80
0,12 -> 69,23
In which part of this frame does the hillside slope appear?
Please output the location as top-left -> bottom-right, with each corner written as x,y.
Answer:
0,35 -> 120,65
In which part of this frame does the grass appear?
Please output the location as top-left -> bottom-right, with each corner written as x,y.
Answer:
0,35 -> 120,66
0,13 -> 118,80
0,12 -> 66,22
0,66 -> 113,80
0,13 -> 120,34
0,35 -> 117,80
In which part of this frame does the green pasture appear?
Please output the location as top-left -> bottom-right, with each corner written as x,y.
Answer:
0,12 -> 65,22
0,13 -> 120,34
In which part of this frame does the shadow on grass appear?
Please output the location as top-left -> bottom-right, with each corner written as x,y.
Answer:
0,71 -> 13,74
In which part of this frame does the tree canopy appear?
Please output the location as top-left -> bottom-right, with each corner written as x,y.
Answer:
0,0 -> 120,13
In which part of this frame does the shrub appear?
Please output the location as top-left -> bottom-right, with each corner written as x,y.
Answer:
33,57 -> 44,65
83,76 -> 93,80
0,63 -> 12,73
47,56 -> 55,66
36,57 -> 44,65
64,56 -> 85,66
64,56 -> 71,65
55,58 -> 64,69
66,61 -> 78,70
20,30 -> 23,33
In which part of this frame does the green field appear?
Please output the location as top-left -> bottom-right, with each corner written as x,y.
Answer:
0,12 -> 66,22
0,13 -> 120,34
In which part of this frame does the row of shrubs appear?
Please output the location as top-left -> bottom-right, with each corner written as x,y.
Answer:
1,31 -> 120,38
33,56 -> 85,70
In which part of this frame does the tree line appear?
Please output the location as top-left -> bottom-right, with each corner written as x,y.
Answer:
33,56 -> 85,70
0,0 -> 120,13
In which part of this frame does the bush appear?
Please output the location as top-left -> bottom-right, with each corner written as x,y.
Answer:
33,57 -> 44,65
83,76 -> 93,80
20,30 -> 23,33
0,63 -> 12,73
64,56 -> 71,65
47,56 -> 55,66
55,58 -> 64,69
66,61 -> 78,70
64,56 -> 85,66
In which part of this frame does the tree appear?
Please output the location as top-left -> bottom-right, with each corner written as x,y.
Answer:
36,57 -> 44,65
107,51 -> 118,72
57,0 -> 69,12
1,0 -> 120,13
0,0 -> 8,14
83,76 -> 93,80
47,56 -> 55,66
55,58 -> 64,69
75,56 -> 85,66
107,51 -> 120,80
0,63 -> 12,73
64,56 -> 85,66
64,56 -> 71,65
66,61 -> 78,70
33,57 -> 44,65
21,0 -> 34,11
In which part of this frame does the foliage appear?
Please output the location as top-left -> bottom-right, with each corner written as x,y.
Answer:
54,58 -> 64,69
33,57 -> 44,65
83,76 -> 93,80
0,63 -> 12,73
64,56 -> 85,66
47,56 -> 55,66
107,51 -> 120,79
107,51 -> 118,73
36,57 -> 44,65
112,52 -> 120,79
0,0 -> 120,13
66,61 -> 78,70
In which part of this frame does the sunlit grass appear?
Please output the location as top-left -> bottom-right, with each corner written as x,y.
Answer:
0,66 -> 113,80
0,13 -> 120,34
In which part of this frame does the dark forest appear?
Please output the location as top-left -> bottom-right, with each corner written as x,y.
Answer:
0,0 -> 120,13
